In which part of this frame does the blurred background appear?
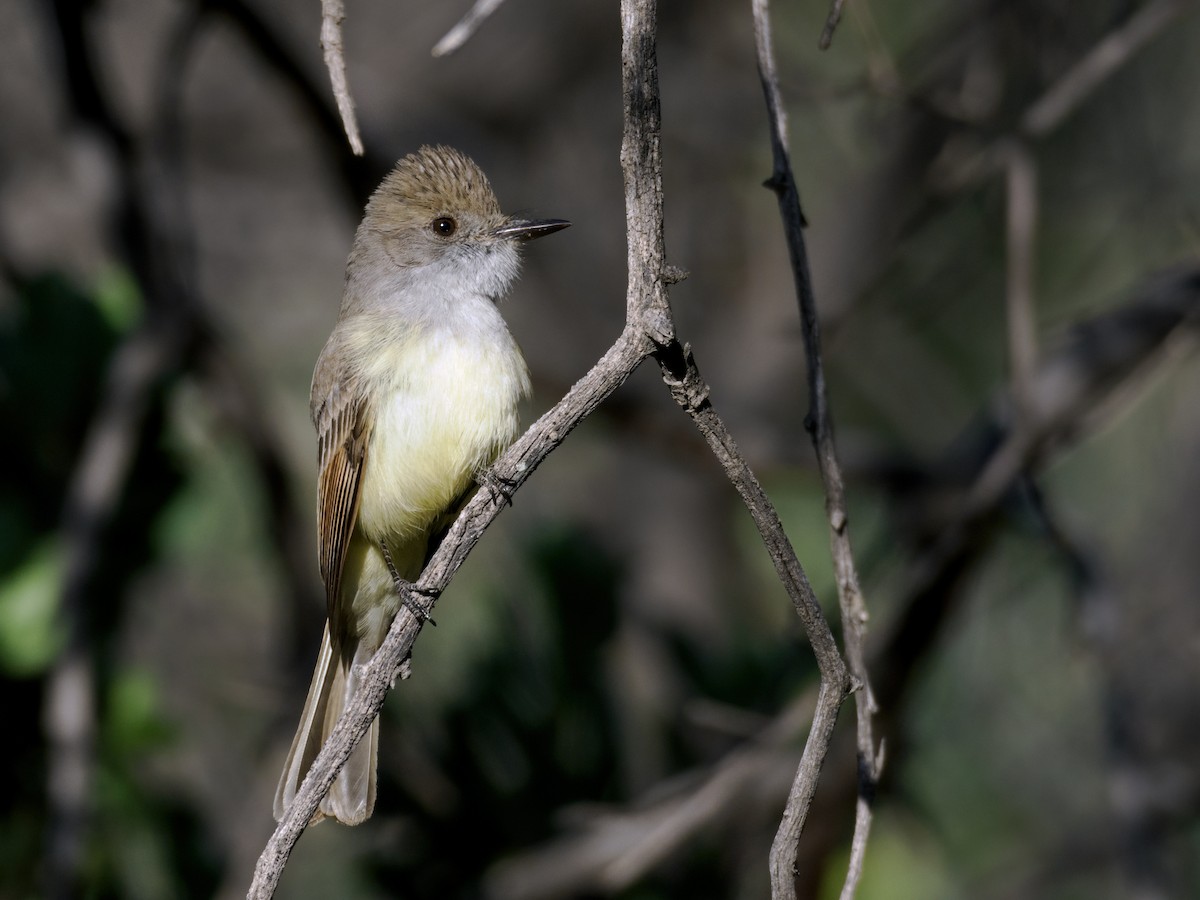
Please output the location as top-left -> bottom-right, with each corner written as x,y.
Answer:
2,0 -> 1199,898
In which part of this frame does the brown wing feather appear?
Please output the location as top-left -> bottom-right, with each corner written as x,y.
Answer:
315,388 -> 372,632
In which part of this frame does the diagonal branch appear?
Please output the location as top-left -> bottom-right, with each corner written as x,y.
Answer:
936,0 -> 1200,194
819,0 -> 848,51
656,344 -> 851,900
247,327 -> 654,899
480,266 -> 1200,899
432,0 -> 512,57
249,1 -> 853,895
1020,0 -> 1197,138
751,1 -> 879,897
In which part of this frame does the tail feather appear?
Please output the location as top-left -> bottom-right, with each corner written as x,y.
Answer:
274,624 -> 379,825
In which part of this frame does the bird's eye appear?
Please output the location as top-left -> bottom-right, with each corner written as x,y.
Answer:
430,216 -> 457,237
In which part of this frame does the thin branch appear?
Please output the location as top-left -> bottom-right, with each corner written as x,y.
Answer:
751,1 -> 878,897
656,345 -> 845,673
486,690 -> 822,898
484,267 -> 1200,899
250,1 -> 853,894
203,0 -> 380,200
247,328 -> 653,899
818,0 -> 848,51
784,266 -> 1200,888
432,0 -> 511,57
1020,0 -> 1197,138
656,342 -> 852,900
319,0 -> 363,156
928,0 -> 1199,197
514,11 -> 854,893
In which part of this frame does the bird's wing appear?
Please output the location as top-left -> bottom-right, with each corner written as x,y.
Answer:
314,381 -> 373,634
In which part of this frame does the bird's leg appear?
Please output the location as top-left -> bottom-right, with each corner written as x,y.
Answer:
379,540 -> 438,626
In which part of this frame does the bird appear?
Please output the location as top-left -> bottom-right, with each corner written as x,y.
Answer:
274,145 -> 569,825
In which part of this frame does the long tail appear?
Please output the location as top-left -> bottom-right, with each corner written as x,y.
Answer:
273,624 -> 378,825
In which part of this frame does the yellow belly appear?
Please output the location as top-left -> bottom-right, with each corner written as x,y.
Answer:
328,312 -> 530,650
354,328 -> 528,546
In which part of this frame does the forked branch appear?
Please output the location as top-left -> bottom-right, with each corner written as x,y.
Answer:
249,1 -> 852,896
752,1 -> 879,897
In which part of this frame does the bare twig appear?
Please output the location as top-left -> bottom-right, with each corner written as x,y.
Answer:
659,348 -> 851,899
929,0 -> 1199,197
751,1 -> 877,896
967,266 -> 1200,518
486,691 -> 821,898
250,1 -> 853,894
202,0 -> 380,199
483,267 -> 1200,899
432,0 -> 511,57
1020,0 -> 1197,138
320,0 -> 363,156
247,329 -> 653,899
818,0 -> 848,51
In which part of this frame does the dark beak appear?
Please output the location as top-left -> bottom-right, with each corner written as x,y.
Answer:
493,218 -> 572,242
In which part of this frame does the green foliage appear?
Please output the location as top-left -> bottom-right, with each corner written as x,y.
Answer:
0,273 -> 121,573
0,270 -> 200,898
0,540 -> 65,676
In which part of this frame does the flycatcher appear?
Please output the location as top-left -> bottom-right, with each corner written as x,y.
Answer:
274,145 -> 569,825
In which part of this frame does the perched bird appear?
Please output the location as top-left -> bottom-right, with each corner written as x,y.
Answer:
274,145 -> 569,825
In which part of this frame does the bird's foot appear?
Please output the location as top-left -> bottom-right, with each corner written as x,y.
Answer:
379,540 -> 438,626
477,466 -> 518,509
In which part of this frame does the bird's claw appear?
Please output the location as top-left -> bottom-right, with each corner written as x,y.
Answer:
379,540 -> 438,626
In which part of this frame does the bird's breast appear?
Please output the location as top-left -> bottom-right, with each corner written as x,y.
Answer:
354,324 -> 530,544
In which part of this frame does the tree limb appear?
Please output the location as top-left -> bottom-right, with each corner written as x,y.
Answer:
481,266 -> 1200,898
246,327 -> 653,899
249,1 -> 852,895
751,1 -> 877,896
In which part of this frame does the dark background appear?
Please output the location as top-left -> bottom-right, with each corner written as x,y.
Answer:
2,1 -> 1198,898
